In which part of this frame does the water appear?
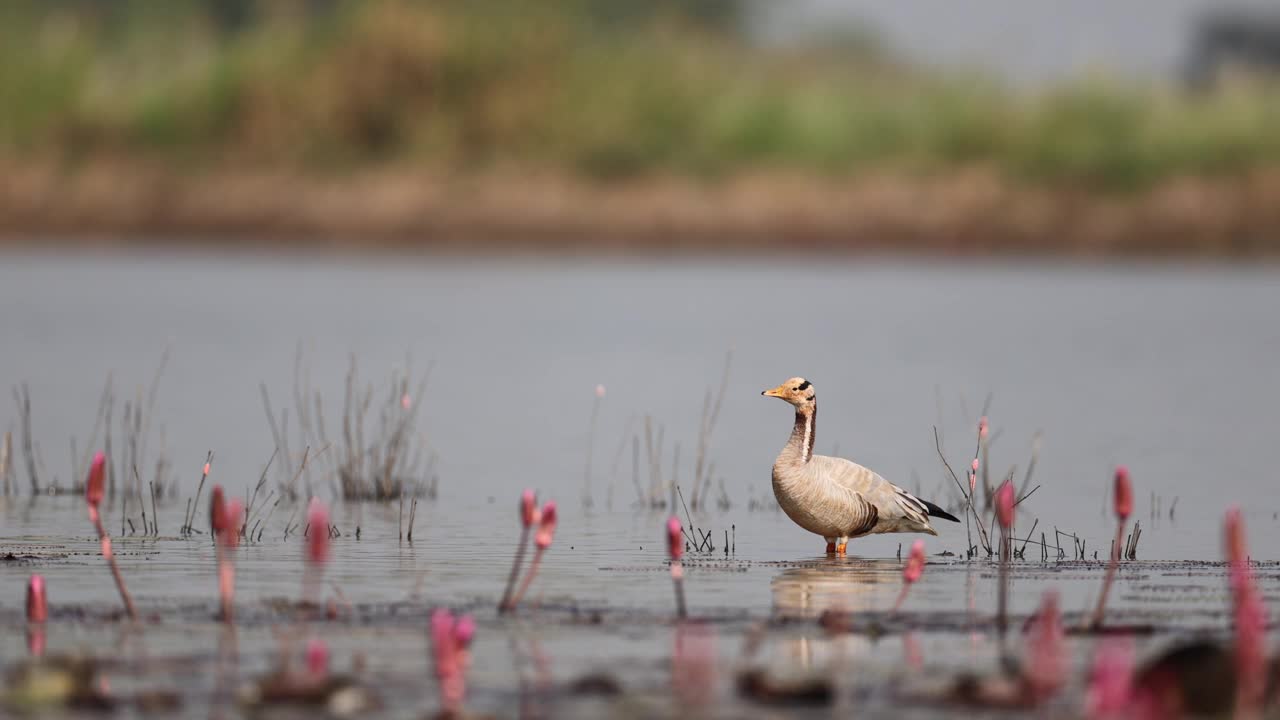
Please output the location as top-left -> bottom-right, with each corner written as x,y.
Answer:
1,253 -> 1279,717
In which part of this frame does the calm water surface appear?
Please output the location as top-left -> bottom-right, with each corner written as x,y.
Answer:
1,254 -> 1278,717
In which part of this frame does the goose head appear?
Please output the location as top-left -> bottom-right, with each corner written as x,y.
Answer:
761,377 -> 816,408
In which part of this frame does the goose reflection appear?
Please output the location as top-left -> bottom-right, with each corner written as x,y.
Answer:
770,559 -> 902,619
764,560 -> 905,676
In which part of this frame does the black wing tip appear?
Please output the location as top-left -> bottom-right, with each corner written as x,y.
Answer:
922,500 -> 961,523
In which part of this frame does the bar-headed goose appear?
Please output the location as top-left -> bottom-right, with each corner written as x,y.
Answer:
763,377 -> 959,555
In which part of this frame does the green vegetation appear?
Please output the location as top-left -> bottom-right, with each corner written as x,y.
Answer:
3,0 -> 1280,191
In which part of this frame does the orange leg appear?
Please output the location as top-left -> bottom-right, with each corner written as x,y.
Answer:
835,542 -> 848,556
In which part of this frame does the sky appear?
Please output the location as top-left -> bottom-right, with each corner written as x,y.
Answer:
756,0 -> 1278,86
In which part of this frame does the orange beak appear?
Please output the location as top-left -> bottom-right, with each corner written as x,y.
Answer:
761,385 -> 786,398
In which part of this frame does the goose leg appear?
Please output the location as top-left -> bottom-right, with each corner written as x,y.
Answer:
824,538 -> 836,554
835,537 -> 849,556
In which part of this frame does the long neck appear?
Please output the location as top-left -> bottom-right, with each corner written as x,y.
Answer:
785,402 -> 816,465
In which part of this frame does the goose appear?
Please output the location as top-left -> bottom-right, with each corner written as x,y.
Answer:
762,377 -> 959,555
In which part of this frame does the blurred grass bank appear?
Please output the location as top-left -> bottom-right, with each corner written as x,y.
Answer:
3,0 -> 1280,255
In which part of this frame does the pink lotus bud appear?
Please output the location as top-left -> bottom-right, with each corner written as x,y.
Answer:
26,575 -> 47,623
971,458 -> 979,473
535,502 -> 557,549
1225,507 -> 1248,568
223,499 -> 244,549
595,384 -> 606,398
979,416 -> 989,438
1086,637 -> 1135,717
307,499 -> 329,565
903,540 -> 926,584
453,614 -> 476,648
85,452 -> 106,509
401,393 -> 412,410
1025,590 -> 1066,702
1113,467 -> 1132,520
306,639 -> 329,677
203,462 -> 211,476
520,489 -> 539,528
995,481 -> 1015,529
210,486 -> 227,535
667,516 -> 683,561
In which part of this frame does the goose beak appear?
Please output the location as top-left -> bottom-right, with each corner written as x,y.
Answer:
761,385 -> 785,398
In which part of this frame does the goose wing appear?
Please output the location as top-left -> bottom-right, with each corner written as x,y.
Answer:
810,454 -> 932,529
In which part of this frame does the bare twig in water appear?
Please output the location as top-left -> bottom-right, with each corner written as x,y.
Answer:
13,384 -> 40,494
407,498 -> 418,542
582,385 -> 603,510
693,351 -> 732,509
1,431 -> 11,496
149,481 -> 158,536
934,425 -> 991,556
1014,485 -> 1041,507
185,452 -> 213,536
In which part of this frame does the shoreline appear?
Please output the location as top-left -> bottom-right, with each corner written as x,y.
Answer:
3,163 -> 1279,256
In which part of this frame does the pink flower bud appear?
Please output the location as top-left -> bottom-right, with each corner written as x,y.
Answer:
26,575 -> 47,623
203,462 -> 211,476
520,489 -> 539,528
595,384 -> 606,398
979,416 -> 989,438
223,499 -> 244,549
903,540 -> 926,584
453,614 -> 476,648
971,458 -> 979,473
210,486 -> 227,535
1113,466 -> 1132,520
401,394 -> 412,410
535,502 -> 557,549
306,639 -> 329,677
667,516 -> 683,561
307,499 -> 329,565
85,452 -> 106,509
995,481 -> 1015,530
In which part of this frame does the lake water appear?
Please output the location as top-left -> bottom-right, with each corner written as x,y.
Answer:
1,253 -> 1278,717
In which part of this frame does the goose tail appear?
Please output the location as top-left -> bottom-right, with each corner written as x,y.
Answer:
921,499 -> 960,523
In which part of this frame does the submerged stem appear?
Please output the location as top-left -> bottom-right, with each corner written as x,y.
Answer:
508,546 -> 546,611
671,561 -> 687,619
498,526 -> 531,614
1088,520 -> 1126,630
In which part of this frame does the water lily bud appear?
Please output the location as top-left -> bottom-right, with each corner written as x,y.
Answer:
307,499 -> 330,565
26,575 -> 47,623
667,516 -> 684,561
1113,466 -> 1132,520
520,489 -> 539,528
210,486 -> 227,535
85,452 -> 106,509
903,540 -> 926,584
534,502 -> 557,549
995,481 -> 1015,530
